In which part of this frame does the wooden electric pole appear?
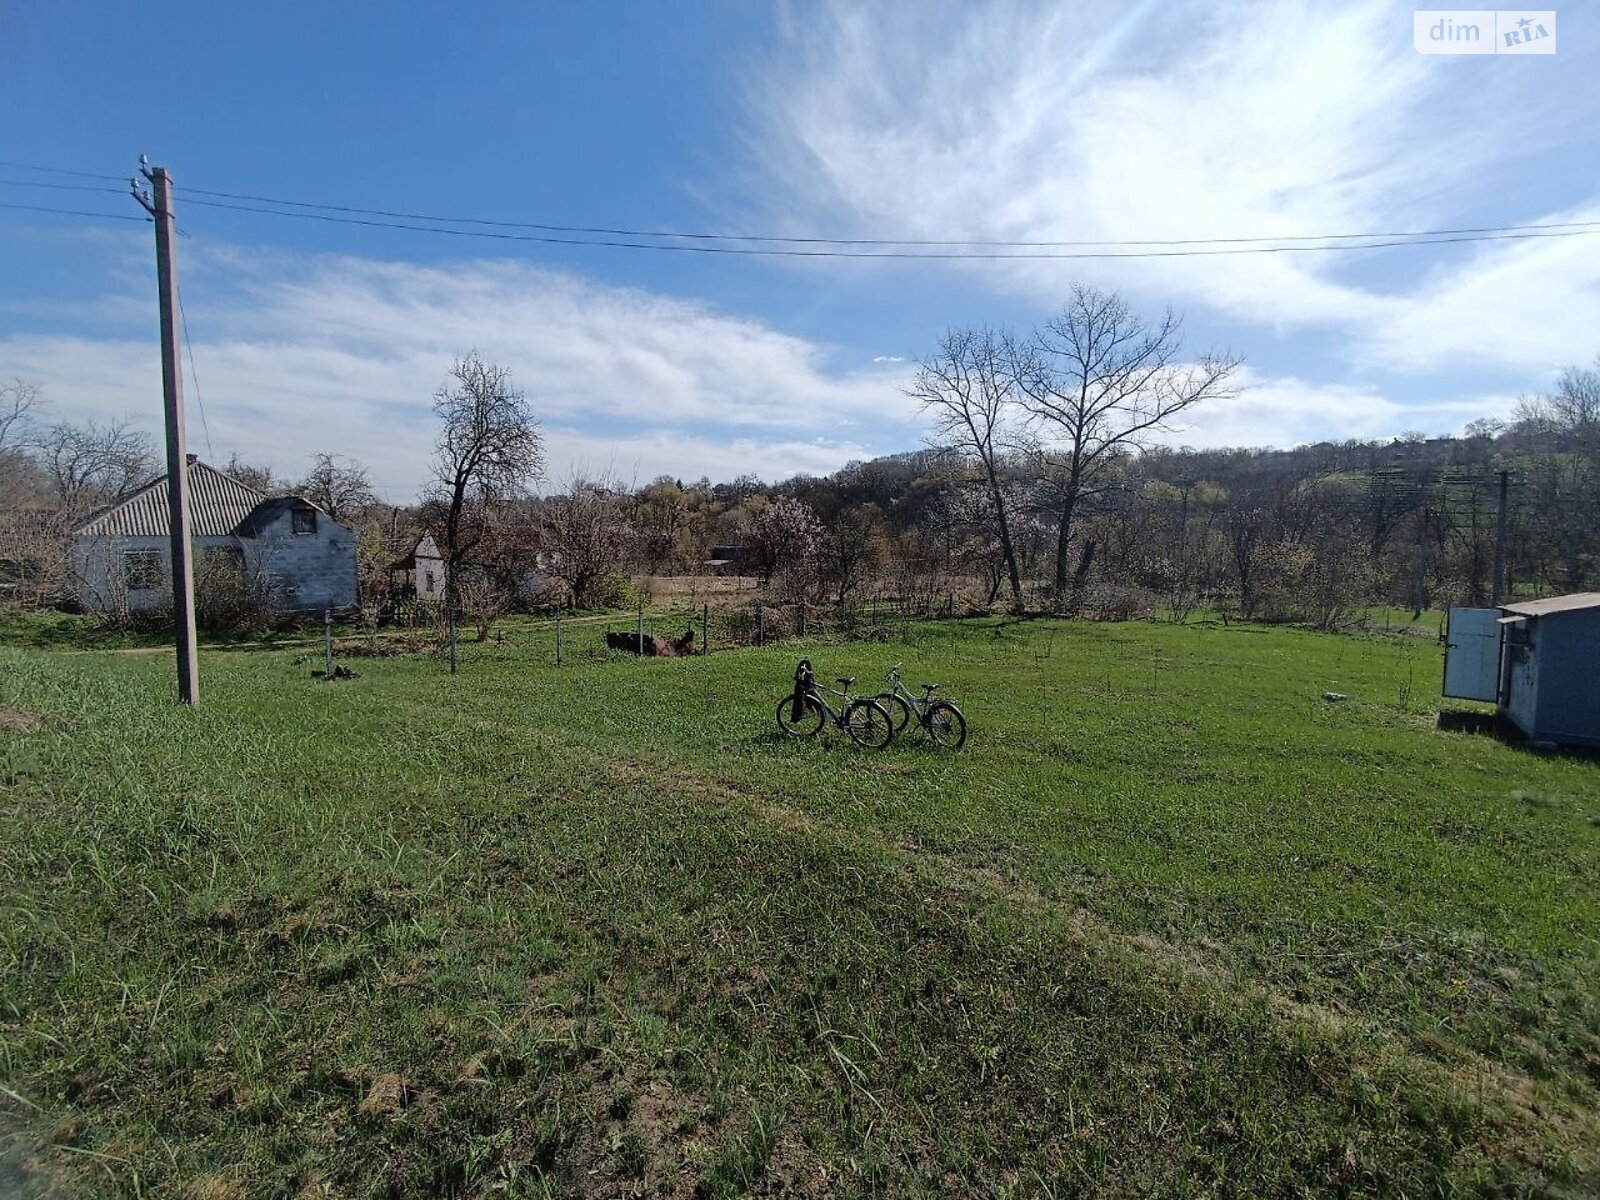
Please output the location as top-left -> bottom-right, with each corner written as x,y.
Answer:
134,160 -> 200,706
1490,467 -> 1510,607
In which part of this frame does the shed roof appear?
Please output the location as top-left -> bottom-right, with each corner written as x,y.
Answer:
1500,592 -> 1600,618
76,459 -> 266,537
73,459 -> 337,540
388,534 -> 443,571
233,494 -> 342,537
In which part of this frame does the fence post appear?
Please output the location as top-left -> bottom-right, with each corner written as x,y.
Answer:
323,608 -> 333,678
555,614 -> 563,666
756,602 -> 763,647
636,600 -> 644,656
703,602 -> 710,655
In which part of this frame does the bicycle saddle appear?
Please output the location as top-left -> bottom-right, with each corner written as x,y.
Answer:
921,682 -> 940,691
836,676 -> 855,687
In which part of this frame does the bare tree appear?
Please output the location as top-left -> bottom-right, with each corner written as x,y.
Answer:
818,504 -> 885,606
426,354 -> 544,605
1514,358 -> 1600,436
541,478 -> 632,608
223,453 -> 287,495
909,327 -> 1024,609
1012,285 -> 1241,600
31,418 -> 158,518
0,381 -> 49,514
633,477 -> 693,573
298,453 -> 377,523
454,570 -> 514,641
0,379 -> 42,452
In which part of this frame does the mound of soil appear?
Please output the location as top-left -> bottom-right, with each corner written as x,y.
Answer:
604,628 -> 696,657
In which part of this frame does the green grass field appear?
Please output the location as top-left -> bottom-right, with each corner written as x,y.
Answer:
2,618 -> 1597,1197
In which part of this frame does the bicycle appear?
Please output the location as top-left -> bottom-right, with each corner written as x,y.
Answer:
874,662 -> 968,749
775,660 -> 895,749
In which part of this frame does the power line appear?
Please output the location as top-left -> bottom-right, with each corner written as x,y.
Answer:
175,183 -> 1600,248
175,195 -> 1600,259
0,177 -> 134,197
5,156 -> 1600,258
0,159 -> 128,182
0,200 -> 149,223
175,285 -> 215,462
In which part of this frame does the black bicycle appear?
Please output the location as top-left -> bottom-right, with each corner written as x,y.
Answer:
775,660 -> 895,749
874,662 -> 967,749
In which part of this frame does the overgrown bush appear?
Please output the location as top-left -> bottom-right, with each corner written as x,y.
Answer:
588,572 -> 638,611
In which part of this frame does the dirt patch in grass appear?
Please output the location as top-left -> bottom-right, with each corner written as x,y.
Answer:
356,1073 -> 414,1120
0,706 -> 44,733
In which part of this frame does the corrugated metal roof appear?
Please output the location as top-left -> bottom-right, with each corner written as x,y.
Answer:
1500,592 -> 1600,618
75,460 -> 265,537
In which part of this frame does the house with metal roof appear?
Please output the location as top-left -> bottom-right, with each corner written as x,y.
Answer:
1442,593 -> 1600,748
73,457 -> 358,617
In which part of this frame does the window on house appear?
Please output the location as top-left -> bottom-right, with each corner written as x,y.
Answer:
122,548 -> 164,591
423,570 -> 435,594
196,546 -> 245,594
291,507 -> 317,535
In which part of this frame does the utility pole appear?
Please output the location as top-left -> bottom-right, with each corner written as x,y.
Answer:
323,609 -> 334,678
1490,467 -> 1510,607
133,160 -> 199,706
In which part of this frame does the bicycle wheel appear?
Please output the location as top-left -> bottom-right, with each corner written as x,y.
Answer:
925,701 -> 967,750
844,699 -> 894,749
775,694 -> 825,738
875,692 -> 913,733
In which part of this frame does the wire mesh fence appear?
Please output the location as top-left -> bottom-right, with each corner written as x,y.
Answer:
335,591 -> 971,673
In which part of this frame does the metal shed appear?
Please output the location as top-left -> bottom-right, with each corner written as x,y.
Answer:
1443,593 -> 1600,747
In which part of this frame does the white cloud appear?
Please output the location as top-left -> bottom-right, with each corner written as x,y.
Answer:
1155,369 -> 1507,449
546,428 -> 879,486
0,250 -> 922,499
0,244 -> 1530,501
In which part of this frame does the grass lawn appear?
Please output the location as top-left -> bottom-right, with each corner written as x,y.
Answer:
1,617 -> 1597,1197
0,611 -> 329,654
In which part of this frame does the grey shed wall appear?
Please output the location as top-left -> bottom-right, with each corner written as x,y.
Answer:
1517,608 -> 1600,747
244,505 -> 358,611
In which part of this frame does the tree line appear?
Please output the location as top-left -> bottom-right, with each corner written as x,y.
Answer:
2,284 -> 1597,633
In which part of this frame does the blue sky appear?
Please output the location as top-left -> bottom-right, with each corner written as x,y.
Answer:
3,1 -> 1598,499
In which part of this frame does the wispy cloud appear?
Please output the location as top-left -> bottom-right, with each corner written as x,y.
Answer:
1358,201 -> 1600,374
747,0 -> 1600,370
